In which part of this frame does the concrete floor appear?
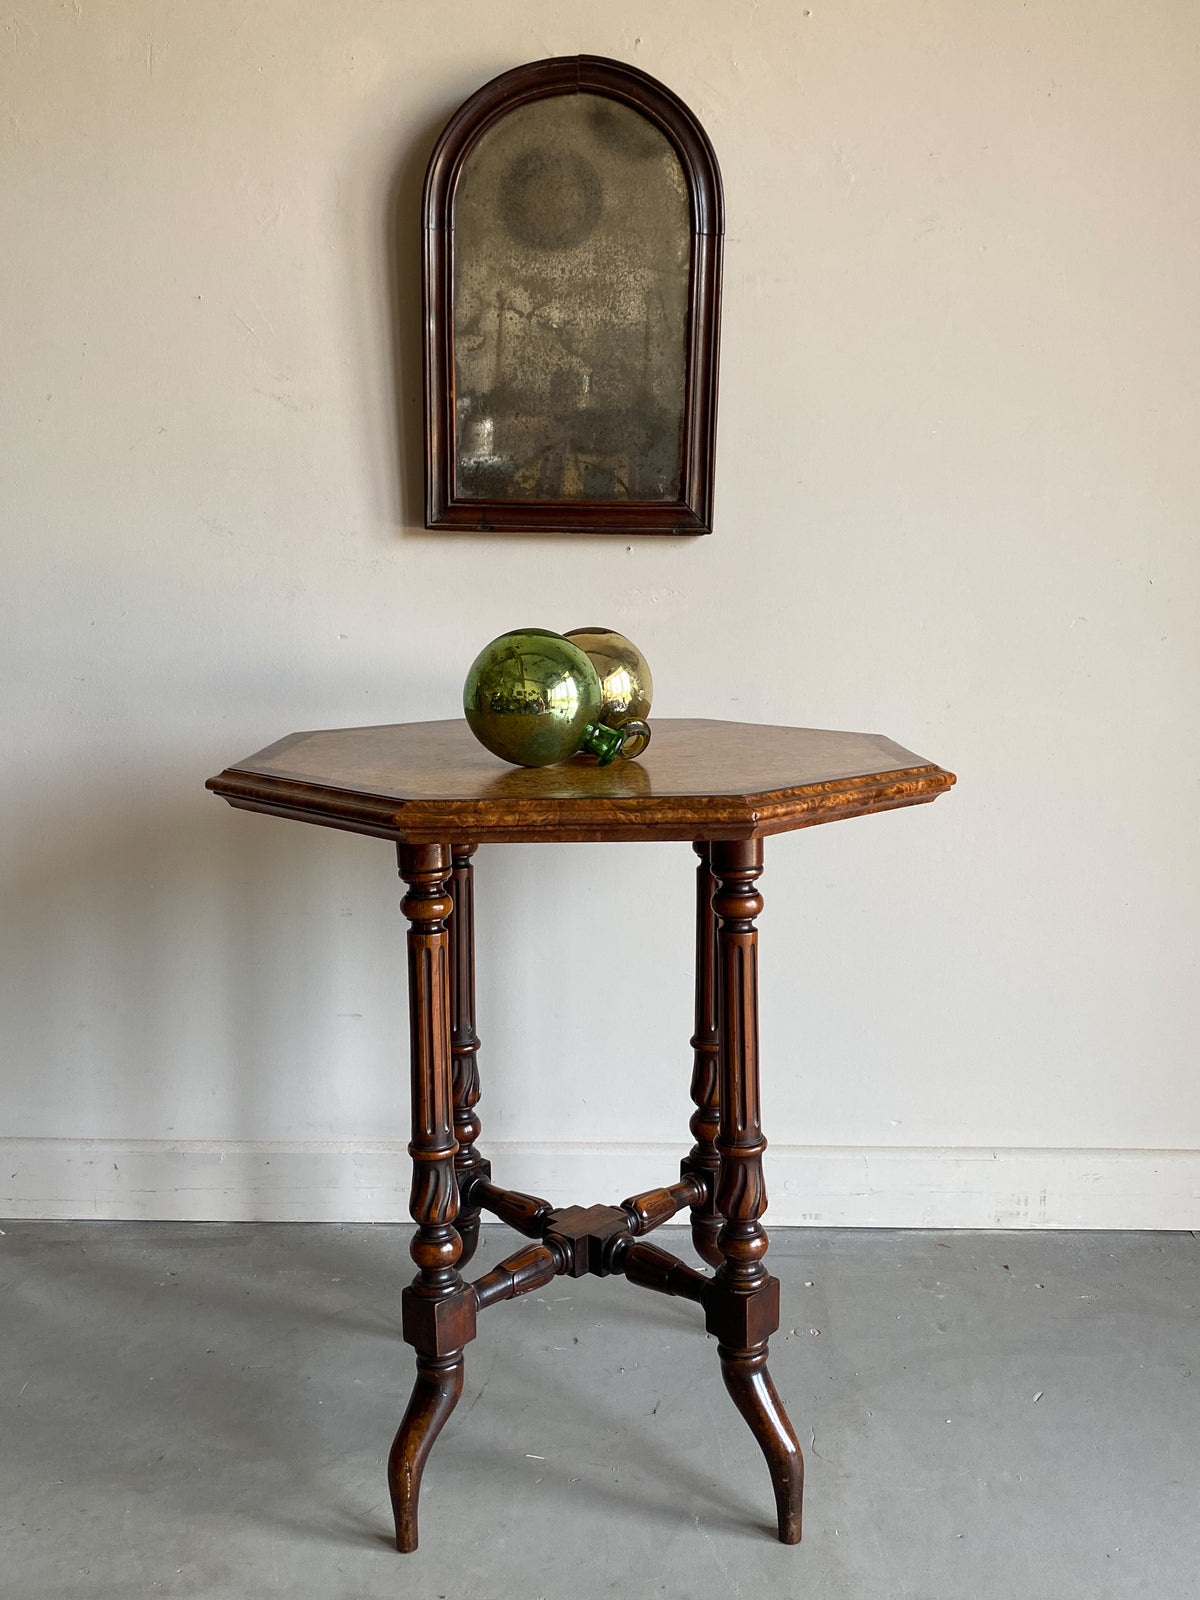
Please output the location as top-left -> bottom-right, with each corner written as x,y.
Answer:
1,1223 -> 1197,1599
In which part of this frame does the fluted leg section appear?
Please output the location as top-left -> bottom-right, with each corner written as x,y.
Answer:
681,841 -> 723,1268
708,838 -> 803,1545
389,842 -> 473,1554
712,839 -> 769,1298
448,843 -> 487,1269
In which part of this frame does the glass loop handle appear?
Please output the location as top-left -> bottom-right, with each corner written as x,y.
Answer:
577,719 -> 653,767
616,720 -> 652,760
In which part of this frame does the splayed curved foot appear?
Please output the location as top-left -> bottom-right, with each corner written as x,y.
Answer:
388,1353 -> 464,1553
719,1343 -> 804,1543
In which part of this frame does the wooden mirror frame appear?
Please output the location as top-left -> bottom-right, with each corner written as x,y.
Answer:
423,55 -> 724,536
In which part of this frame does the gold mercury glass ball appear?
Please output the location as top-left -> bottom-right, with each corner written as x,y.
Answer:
563,626 -> 653,761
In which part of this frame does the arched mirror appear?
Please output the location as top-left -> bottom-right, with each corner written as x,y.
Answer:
423,56 -> 723,535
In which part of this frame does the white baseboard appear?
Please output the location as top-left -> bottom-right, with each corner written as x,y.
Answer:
3,1138 -> 1198,1228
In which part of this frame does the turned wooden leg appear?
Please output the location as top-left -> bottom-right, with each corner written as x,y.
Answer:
448,842 -> 488,1269
389,842 -> 476,1554
707,838 -> 803,1545
681,841 -> 723,1268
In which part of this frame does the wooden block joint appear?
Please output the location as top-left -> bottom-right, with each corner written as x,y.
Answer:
401,1283 -> 478,1356
544,1203 -> 634,1278
703,1275 -> 780,1348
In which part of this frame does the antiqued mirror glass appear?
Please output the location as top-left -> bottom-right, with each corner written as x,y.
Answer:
424,56 -> 723,534
452,94 -> 690,504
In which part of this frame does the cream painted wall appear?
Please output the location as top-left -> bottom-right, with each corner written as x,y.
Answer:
3,1 -> 1198,1225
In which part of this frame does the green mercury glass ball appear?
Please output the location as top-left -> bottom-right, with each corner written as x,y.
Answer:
463,628 -> 609,768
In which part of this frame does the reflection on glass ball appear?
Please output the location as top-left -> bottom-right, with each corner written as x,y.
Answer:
563,626 -> 653,759
463,629 -> 605,767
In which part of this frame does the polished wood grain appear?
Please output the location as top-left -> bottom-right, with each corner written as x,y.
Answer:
206,717 -> 955,844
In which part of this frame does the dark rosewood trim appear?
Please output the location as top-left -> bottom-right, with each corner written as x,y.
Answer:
682,841 -> 724,1267
447,843 -> 488,1268
390,842 -> 475,1553
707,838 -> 804,1543
422,54 -> 723,535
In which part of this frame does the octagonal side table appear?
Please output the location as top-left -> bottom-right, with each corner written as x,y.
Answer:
207,717 -> 954,1551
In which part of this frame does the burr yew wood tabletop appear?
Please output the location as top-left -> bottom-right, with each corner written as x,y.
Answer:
207,717 -> 955,1551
